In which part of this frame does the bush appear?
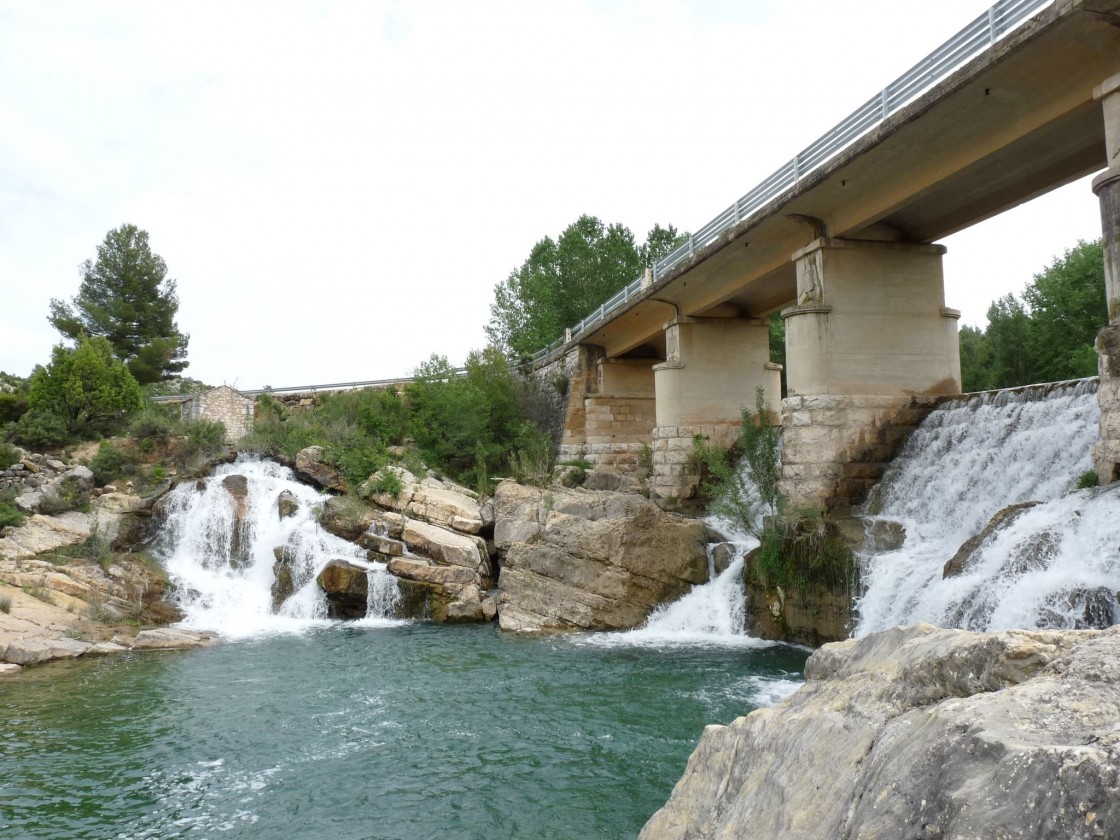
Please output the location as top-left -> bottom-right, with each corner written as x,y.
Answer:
128,408 -> 174,451
0,489 -> 25,529
89,441 -> 134,485
1076,469 -> 1099,490
0,441 -> 21,470
0,391 -> 28,426
754,508 -> 856,593
11,409 -> 71,450
362,468 -> 404,498
0,594 -> 11,614
173,419 -> 227,473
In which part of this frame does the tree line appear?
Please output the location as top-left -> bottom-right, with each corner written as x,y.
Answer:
959,240 -> 1105,392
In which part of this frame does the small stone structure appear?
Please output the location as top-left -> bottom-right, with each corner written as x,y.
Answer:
180,386 -> 254,443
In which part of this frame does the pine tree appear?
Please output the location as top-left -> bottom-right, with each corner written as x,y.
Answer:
49,224 -> 190,384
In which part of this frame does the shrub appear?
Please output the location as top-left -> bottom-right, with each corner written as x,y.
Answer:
0,391 -> 28,426
753,508 -> 856,593
89,441 -> 133,485
0,489 -> 25,529
510,420 -> 554,486
0,594 -> 11,614
363,468 -> 403,498
11,409 -> 71,450
0,441 -> 21,470
173,419 -> 226,473
1076,469 -> 1099,490
128,407 -> 174,451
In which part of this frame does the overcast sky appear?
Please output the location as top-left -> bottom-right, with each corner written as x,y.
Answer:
0,0 -> 1103,390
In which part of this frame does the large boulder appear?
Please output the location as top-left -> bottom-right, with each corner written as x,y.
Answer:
494,481 -> 709,632
640,624 -> 1120,840
943,500 -> 1041,578
388,557 -> 486,622
16,466 -> 94,515
365,467 -> 485,535
294,446 -> 347,492
316,559 -> 369,619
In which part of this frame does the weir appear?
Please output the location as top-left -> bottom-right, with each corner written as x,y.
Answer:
855,379 -> 1119,634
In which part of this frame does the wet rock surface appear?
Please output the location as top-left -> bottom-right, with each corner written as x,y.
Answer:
640,624 -> 1120,840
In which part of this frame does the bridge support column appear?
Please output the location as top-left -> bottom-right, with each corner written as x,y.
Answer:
780,238 -> 960,512
557,346 -> 657,475
650,317 -> 781,503
1092,73 -> 1120,482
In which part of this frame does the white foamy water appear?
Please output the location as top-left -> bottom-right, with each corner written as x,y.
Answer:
578,511 -> 774,649
157,458 -> 401,638
856,380 -> 1120,634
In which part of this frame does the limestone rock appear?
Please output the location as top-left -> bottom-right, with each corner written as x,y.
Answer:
132,628 -> 216,650
0,511 -> 92,562
640,624 -> 1120,840
400,517 -> 490,583
294,446 -> 347,492
582,469 -> 643,494
37,466 -> 94,515
4,636 -> 91,664
710,542 -> 737,576
318,496 -> 375,542
388,558 -> 486,622
277,490 -> 299,519
316,559 -> 369,619
834,515 -> 907,554
366,467 -> 485,535
271,546 -> 297,611
494,481 -> 709,632
0,663 -> 21,676
943,500 -> 1041,578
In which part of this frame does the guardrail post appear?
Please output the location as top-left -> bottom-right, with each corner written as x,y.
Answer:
989,6 -> 997,44
688,234 -> 695,257
565,328 -> 572,343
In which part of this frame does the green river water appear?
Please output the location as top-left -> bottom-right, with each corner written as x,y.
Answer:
0,623 -> 806,840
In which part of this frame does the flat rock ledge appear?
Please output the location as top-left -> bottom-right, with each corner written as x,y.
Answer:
640,623 -> 1120,840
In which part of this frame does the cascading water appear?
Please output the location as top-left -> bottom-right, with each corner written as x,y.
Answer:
157,458 -> 401,637
855,379 -> 1120,634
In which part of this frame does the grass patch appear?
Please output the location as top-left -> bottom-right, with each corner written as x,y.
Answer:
1076,469 -> 1099,490
23,583 -> 54,604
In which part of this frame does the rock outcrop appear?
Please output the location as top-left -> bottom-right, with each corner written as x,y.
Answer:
294,446 -> 347,492
640,624 -> 1120,839
316,559 -> 370,619
494,481 -> 709,632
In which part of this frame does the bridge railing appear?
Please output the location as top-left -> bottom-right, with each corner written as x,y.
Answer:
529,0 -> 1051,365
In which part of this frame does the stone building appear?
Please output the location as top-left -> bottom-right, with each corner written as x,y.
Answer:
180,386 -> 254,443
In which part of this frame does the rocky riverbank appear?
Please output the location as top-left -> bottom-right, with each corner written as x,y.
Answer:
640,623 -> 1120,839
0,448 -> 213,674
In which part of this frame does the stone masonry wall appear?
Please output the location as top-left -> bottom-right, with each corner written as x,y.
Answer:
649,421 -> 739,503
780,394 -> 941,513
579,395 -> 656,472
185,387 -> 254,443
1093,325 -> 1120,482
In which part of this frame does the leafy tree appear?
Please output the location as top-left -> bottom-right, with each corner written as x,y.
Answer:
1023,240 -> 1106,381
406,349 -> 546,490
958,324 -> 993,392
959,240 -> 1105,390
486,215 -> 686,357
26,336 -> 143,436
49,224 -> 190,384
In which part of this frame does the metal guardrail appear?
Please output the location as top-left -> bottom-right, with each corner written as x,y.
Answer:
528,0 -> 1051,365
150,372 -> 467,401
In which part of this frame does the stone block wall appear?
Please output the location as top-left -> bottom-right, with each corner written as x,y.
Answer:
649,421 -> 738,502
578,395 -> 656,472
780,394 -> 941,513
183,386 -> 254,443
1093,325 -> 1120,482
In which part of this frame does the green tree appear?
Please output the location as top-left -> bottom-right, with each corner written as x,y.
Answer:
486,215 -> 686,357
960,240 -> 1105,390
406,349 -> 543,490
26,336 -> 143,435
49,224 -> 190,384
958,324 -> 993,392
1023,240 -> 1106,381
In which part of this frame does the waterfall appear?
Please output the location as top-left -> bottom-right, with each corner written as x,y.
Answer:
855,379 -> 1120,634
157,458 -> 400,638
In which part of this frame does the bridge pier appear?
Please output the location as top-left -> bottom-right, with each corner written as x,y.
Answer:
780,237 -> 960,512
650,316 -> 781,502
557,345 -> 657,474
1093,73 -> 1120,483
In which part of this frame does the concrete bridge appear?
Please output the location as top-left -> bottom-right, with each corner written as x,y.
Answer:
534,0 -> 1120,510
